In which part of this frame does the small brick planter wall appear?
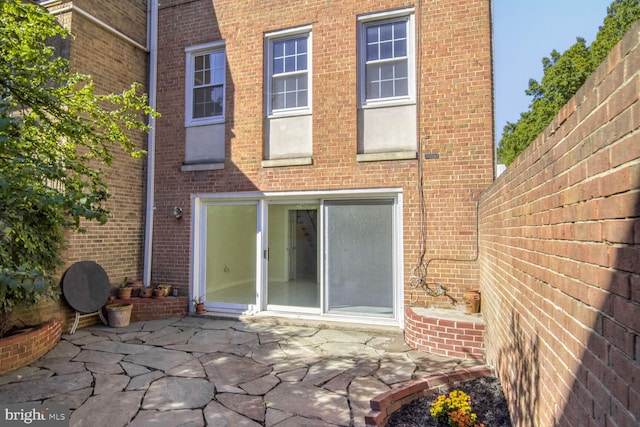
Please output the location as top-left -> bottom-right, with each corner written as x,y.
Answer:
106,296 -> 189,322
405,307 -> 485,360
364,366 -> 493,427
0,318 -> 62,375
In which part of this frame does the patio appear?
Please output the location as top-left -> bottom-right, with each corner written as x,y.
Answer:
0,315 -> 483,426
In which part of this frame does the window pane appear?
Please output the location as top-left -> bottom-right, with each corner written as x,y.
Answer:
274,77 -> 285,93
285,55 -> 295,72
366,80 -> 379,99
366,26 -> 379,43
273,57 -> 284,75
211,52 -> 225,84
394,39 -> 406,57
395,60 -> 408,79
380,62 -> 394,80
297,37 -> 307,53
297,53 -> 307,71
379,40 -> 393,59
211,86 -> 224,115
298,90 -> 308,106
285,91 -> 296,108
380,23 -> 393,41
395,77 -> 408,97
394,21 -> 406,39
284,39 -> 296,56
380,80 -> 394,98
273,93 -> 285,110
274,41 -> 284,58
366,43 -> 378,61
193,88 -> 207,118
366,63 -> 380,99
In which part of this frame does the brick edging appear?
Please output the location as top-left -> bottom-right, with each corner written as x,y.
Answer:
364,366 -> 493,427
0,317 -> 62,375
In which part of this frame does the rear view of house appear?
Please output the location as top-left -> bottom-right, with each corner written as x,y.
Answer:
150,0 -> 494,328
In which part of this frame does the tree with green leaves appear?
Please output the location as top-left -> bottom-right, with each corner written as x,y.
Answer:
0,0 -> 156,336
497,0 -> 640,166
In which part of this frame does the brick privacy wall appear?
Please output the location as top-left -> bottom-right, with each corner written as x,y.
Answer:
7,2 -> 152,333
0,318 -> 62,375
153,0 -> 493,307
479,23 -> 640,427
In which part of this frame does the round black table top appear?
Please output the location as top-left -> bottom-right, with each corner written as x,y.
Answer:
62,261 -> 111,313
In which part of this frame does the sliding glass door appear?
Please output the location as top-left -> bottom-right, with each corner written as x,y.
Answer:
198,194 -> 398,322
205,203 -> 257,309
324,200 -> 394,317
267,203 -> 319,310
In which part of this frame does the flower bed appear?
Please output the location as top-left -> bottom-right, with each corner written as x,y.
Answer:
364,366 -> 492,427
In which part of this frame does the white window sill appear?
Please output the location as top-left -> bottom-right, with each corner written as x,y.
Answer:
262,157 -> 313,168
181,162 -> 225,172
357,151 -> 416,162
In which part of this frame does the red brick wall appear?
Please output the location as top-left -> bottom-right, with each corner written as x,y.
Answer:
479,23 -> 640,426
14,1 -> 151,333
153,0 -> 493,308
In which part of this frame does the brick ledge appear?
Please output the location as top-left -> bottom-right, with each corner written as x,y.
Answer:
364,366 -> 493,427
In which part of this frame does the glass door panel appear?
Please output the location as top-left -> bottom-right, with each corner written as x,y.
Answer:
267,203 -> 319,309
324,199 -> 394,317
205,204 -> 257,306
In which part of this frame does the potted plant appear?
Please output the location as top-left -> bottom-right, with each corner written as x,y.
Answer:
152,287 -> 165,298
156,284 -> 171,297
116,278 -> 132,299
193,296 -> 205,314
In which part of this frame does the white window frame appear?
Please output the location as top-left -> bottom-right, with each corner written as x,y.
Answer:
358,8 -> 415,109
185,41 -> 226,127
265,26 -> 312,118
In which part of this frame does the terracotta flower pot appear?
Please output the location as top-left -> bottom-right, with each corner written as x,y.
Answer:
195,303 -> 205,314
106,304 -> 133,328
153,288 -> 165,298
117,287 -> 132,299
127,280 -> 143,297
462,290 -> 481,314
139,287 -> 153,298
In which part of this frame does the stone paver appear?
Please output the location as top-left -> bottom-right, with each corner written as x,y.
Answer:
70,391 -> 144,427
142,377 -> 215,410
0,315 -> 484,426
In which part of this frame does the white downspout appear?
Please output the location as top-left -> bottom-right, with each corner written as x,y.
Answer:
143,0 -> 158,287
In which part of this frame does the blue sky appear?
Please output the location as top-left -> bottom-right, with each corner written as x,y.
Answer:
493,0 -> 611,143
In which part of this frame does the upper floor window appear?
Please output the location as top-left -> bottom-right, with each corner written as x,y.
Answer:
185,41 -> 226,126
265,26 -> 312,116
358,9 -> 415,107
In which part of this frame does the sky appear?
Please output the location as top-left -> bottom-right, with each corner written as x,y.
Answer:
492,0 -> 612,143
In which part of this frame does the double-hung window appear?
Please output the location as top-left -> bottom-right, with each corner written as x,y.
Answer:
266,27 -> 312,116
185,42 -> 226,126
359,10 -> 414,107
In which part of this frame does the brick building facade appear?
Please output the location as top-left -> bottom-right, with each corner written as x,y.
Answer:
150,0 -> 493,327
12,0 -> 150,331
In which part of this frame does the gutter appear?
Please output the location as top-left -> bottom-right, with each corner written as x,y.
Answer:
143,0 -> 158,287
